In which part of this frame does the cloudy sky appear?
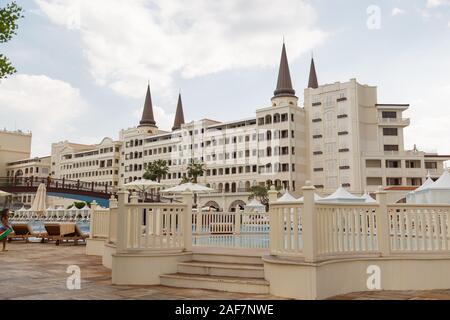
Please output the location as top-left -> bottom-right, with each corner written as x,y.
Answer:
1,0 -> 450,157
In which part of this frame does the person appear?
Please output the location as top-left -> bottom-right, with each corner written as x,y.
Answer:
46,174 -> 52,186
0,209 -> 13,252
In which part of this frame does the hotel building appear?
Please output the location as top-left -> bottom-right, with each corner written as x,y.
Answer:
35,43 -> 448,210
0,129 -> 32,177
51,138 -> 122,189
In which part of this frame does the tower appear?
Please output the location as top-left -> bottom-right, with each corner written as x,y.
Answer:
271,43 -> 298,107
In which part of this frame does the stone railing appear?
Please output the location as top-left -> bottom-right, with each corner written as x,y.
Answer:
115,190 -> 193,253
192,210 -> 269,249
268,183 -> 450,263
10,206 -> 92,222
89,202 -> 110,239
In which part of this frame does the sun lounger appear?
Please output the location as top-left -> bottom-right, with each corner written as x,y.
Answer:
44,223 -> 86,246
8,223 -> 46,243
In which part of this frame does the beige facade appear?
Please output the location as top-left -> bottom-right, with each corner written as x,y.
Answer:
6,156 -> 51,179
304,79 -> 448,196
0,129 -> 32,177
51,138 -> 122,189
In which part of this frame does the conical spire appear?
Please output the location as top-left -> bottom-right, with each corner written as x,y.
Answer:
308,57 -> 319,89
172,93 -> 185,131
273,43 -> 296,97
139,84 -> 156,127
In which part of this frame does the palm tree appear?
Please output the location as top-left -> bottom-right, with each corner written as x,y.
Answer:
248,185 -> 282,210
143,160 -> 169,183
187,161 -> 206,183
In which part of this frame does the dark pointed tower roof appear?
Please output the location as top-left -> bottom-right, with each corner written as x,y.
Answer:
172,93 -> 185,131
139,85 -> 156,127
308,57 -> 319,89
273,43 -> 296,97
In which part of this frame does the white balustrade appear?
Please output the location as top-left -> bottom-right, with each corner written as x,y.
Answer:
315,204 -> 379,256
388,205 -> 450,253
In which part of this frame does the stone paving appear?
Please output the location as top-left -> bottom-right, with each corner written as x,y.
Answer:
1,242 -> 450,300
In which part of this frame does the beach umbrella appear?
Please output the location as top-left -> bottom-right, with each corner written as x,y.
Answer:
124,179 -> 162,192
30,183 -> 47,216
161,183 -> 214,194
0,190 -> 11,197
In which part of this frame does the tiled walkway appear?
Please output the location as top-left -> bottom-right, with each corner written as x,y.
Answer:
1,242 -> 450,300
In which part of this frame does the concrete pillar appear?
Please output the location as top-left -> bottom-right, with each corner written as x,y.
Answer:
89,200 -> 98,239
268,186 -> 279,255
116,190 -> 129,252
302,181 -> 317,263
181,191 -> 194,252
375,187 -> 390,257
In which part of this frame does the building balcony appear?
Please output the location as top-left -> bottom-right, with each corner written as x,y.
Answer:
378,117 -> 410,127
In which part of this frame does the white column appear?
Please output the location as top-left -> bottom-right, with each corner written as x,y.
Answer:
302,182 -> 317,262
234,206 -> 241,235
181,191 -> 194,252
268,186 -> 279,255
116,190 -> 129,252
89,200 -> 98,239
375,187 -> 390,256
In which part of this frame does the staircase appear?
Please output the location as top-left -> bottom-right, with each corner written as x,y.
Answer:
160,252 -> 269,294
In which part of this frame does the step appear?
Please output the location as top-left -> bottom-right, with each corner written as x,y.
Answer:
192,252 -> 264,265
160,273 -> 270,294
178,261 -> 265,279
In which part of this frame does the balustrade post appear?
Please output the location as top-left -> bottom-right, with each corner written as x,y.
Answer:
302,182 -> 318,263
234,206 -> 241,235
89,200 -> 98,239
375,187 -> 390,257
130,192 -> 139,204
181,190 -> 194,252
196,210 -> 203,235
108,195 -> 118,243
116,190 -> 129,252
268,186 -> 279,255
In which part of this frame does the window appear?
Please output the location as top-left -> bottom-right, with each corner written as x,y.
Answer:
383,128 -> 398,136
366,159 -> 382,168
406,160 -> 421,169
387,178 -> 402,186
367,177 -> 382,186
382,111 -> 397,119
425,162 -> 437,169
314,168 -> 324,172
384,145 -> 399,152
386,160 -> 401,168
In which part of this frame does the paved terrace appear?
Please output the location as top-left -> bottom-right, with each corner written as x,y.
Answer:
1,242 -> 450,300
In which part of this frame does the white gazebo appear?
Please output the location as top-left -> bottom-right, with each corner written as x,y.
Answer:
317,187 -> 366,203
276,191 -> 298,203
408,169 -> 450,204
361,192 -> 376,203
245,199 -> 266,213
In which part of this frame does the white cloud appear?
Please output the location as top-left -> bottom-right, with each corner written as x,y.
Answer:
391,8 -> 405,16
0,74 -> 88,156
404,84 -> 450,154
34,0 -> 327,99
427,0 -> 450,8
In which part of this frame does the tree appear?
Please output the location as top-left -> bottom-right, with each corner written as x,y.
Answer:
0,1 -> 24,79
143,160 -> 169,183
187,160 -> 206,183
180,176 -> 192,184
248,185 -> 282,207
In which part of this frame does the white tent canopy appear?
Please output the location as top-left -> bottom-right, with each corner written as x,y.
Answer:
318,187 -> 366,203
361,192 -> 376,203
245,199 -> 266,212
408,169 -> 450,204
276,192 -> 298,203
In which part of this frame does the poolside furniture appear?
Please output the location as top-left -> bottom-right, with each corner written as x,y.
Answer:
44,223 -> 86,246
8,223 -> 47,243
75,224 -> 89,241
